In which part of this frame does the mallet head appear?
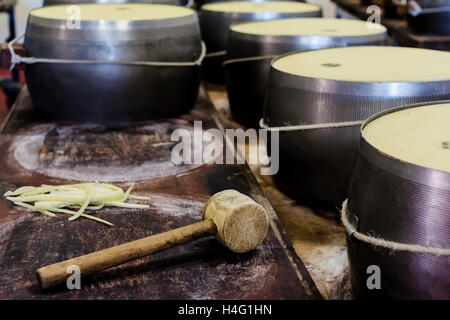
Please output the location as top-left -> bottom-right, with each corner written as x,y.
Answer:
203,190 -> 269,253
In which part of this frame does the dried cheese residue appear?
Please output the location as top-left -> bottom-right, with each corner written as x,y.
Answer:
4,183 -> 150,226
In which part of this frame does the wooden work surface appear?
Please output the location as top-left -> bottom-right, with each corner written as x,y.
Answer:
0,86 -> 321,300
206,84 -> 351,300
333,0 -> 450,51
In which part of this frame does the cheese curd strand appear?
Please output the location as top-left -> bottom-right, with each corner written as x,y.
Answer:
12,201 -> 57,217
3,183 -> 150,225
123,183 -> 135,202
12,200 -> 113,226
69,183 -> 96,221
33,201 -> 112,225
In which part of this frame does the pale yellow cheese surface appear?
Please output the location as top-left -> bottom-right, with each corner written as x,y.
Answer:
202,1 -> 320,13
273,46 -> 450,82
231,18 -> 386,36
31,4 -> 194,21
363,103 -> 450,173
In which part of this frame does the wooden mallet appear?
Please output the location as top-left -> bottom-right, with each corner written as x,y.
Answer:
36,190 -> 269,289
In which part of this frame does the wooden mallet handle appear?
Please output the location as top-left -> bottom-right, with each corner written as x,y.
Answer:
36,190 -> 269,290
37,220 -> 217,289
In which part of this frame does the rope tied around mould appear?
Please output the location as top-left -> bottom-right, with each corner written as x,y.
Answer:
223,55 -> 278,66
204,50 -> 227,58
259,118 -> 365,132
8,34 -> 207,71
341,199 -> 450,256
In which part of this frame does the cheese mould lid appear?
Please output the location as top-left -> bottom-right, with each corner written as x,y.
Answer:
30,3 -> 195,21
231,18 -> 386,37
272,46 -> 450,82
363,103 -> 450,173
201,1 -> 320,13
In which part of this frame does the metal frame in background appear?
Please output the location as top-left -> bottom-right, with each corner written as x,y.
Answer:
1,3 -> 19,106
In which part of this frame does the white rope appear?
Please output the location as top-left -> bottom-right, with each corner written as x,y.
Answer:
223,55 -> 278,66
408,1 -> 450,17
420,6 -> 450,13
259,118 -> 364,132
341,200 -> 450,256
204,50 -> 227,58
8,34 -> 207,71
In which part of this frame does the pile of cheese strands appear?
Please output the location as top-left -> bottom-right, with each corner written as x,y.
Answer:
3,183 -> 150,226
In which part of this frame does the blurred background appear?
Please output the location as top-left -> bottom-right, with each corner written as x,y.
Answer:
0,0 -> 337,42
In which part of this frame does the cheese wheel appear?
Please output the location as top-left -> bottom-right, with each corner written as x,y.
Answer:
273,46 -> 450,82
31,3 -> 194,21
25,2 -> 201,121
230,18 -> 386,36
363,103 -> 450,173
201,1 -> 320,13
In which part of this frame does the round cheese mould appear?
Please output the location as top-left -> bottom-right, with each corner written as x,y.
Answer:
347,101 -> 450,299
24,4 -> 202,121
263,46 -> 450,208
43,0 -> 185,6
198,1 -> 322,84
224,18 -> 388,127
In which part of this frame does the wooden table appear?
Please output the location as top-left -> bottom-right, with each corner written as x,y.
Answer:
333,0 -> 450,51
0,86 -> 321,300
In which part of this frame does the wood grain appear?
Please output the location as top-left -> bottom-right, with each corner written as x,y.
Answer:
37,220 -> 217,289
0,86 -> 321,300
